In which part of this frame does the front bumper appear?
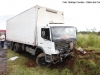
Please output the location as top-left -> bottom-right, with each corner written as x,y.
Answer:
45,50 -> 73,64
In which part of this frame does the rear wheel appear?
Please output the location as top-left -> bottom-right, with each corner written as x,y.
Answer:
36,53 -> 48,66
13,43 -> 22,53
9,42 -> 14,50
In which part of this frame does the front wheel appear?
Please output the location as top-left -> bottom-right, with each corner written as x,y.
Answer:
36,53 -> 49,66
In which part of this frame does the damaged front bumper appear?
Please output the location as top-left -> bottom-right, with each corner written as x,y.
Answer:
45,51 -> 73,64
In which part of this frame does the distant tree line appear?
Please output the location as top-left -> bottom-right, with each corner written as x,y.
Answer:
98,31 -> 100,35
78,31 -> 100,35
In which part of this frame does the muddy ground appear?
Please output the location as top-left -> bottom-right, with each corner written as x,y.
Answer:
0,47 -> 7,75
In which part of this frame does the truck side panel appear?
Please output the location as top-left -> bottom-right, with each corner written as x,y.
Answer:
6,7 -> 37,46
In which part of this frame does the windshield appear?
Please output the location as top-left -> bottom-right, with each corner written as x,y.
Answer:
51,26 -> 76,40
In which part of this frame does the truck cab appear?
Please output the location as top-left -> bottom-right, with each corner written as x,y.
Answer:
37,24 -> 77,66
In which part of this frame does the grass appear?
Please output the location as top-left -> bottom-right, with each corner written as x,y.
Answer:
7,50 -> 61,75
7,49 -> 100,75
77,33 -> 100,50
7,33 -> 100,75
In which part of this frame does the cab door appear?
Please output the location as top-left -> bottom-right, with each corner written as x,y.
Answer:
37,26 -> 55,55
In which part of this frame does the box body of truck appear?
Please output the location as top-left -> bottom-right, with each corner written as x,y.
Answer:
6,5 -> 77,66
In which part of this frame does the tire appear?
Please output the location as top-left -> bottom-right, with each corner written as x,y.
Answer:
36,53 -> 48,66
9,42 -> 14,50
13,43 -> 22,53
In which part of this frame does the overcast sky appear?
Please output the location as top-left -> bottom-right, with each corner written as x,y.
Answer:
0,0 -> 100,31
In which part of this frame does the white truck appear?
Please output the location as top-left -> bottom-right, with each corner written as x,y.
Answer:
6,5 -> 77,66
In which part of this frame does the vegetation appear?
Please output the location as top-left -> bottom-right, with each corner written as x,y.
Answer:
77,33 -> 100,50
7,32 -> 100,75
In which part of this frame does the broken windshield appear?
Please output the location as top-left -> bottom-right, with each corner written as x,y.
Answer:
51,26 -> 76,41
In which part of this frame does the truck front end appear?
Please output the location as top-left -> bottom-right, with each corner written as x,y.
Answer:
38,24 -> 77,65
50,25 -> 77,63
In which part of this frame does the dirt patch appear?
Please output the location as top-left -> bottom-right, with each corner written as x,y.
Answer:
84,50 -> 100,56
85,50 -> 96,53
0,47 -> 7,75
74,49 -> 99,56
64,56 -> 75,69
49,56 -> 75,69
20,51 -> 37,68
25,60 -> 36,68
95,53 -> 100,56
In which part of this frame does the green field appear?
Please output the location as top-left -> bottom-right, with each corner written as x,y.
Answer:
77,33 -> 100,50
7,33 -> 100,75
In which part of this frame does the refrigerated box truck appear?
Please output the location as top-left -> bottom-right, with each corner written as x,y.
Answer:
6,5 -> 77,66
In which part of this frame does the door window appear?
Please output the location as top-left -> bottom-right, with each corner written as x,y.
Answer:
41,28 -> 50,40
